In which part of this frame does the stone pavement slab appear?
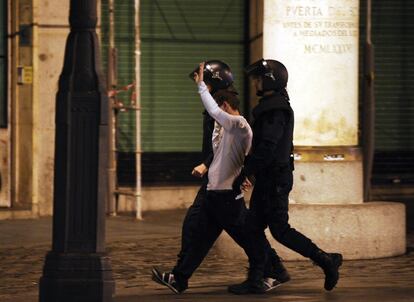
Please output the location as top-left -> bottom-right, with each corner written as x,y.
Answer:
0,210 -> 413,302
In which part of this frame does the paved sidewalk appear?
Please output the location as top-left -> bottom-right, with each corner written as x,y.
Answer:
0,210 -> 413,302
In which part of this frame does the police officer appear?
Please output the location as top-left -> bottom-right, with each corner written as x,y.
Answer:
152,60 -> 289,294
228,59 -> 343,294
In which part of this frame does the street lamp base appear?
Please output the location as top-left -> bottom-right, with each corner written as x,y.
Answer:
39,252 -> 115,302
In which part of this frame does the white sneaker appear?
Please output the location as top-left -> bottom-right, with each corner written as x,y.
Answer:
263,277 -> 282,292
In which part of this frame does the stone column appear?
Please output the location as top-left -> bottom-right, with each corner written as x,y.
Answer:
38,0 -> 115,301
216,0 -> 405,260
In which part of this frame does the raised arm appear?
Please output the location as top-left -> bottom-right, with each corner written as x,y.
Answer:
197,81 -> 233,129
192,61 -> 235,129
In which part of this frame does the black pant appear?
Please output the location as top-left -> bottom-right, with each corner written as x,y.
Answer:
173,190 -> 267,284
250,169 -> 318,258
173,183 -> 221,272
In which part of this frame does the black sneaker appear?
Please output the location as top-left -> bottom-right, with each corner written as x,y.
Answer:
228,279 -> 266,295
151,267 -> 186,294
265,260 -> 291,284
265,249 -> 291,284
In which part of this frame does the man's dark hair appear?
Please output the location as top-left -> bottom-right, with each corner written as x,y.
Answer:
213,90 -> 240,111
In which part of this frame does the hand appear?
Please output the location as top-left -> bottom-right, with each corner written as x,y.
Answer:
241,177 -> 253,192
193,62 -> 205,84
192,163 -> 208,178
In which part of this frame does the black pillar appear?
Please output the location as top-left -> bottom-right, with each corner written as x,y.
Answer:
39,0 -> 114,301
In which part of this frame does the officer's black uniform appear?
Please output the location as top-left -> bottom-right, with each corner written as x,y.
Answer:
229,59 -> 343,294
244,92 -> 317,257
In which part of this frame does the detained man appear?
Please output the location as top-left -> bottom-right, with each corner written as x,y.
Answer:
173,60 -> 236,279
151,62 -> 269,294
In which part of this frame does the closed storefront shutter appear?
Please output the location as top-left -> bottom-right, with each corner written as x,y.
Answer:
140,0 -> 246,153
0,0 -> 7,127
101,0 -> 247,185
360,0 -> 414,184
372,1 -> 414,183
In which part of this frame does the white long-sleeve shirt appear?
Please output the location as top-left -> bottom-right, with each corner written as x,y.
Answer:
198,81 -> 253,191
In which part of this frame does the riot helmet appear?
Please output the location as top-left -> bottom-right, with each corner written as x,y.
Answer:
189,60 -> 235,94
245,59 -> 288,95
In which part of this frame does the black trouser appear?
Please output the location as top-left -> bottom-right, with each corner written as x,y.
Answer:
173,190 -> 267,285
173,183 -> 221,271
250,168 -> 318,258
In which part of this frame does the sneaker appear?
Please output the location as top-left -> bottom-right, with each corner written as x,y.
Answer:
265,261 -> 291,284
228,279 -> 266,295
263,277 -> 282,292
151,267 -> 186,294
265,249 -> 291,284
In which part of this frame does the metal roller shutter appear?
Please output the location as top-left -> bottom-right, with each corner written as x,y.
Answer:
141,0 -> 246,152
101,0 -> 248,184
370,1 -> 414,183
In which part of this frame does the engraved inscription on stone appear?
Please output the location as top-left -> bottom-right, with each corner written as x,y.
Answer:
264,0 -> 359,146
274,1 -> 358,55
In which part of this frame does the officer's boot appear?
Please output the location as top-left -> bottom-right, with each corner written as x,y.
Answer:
227,268 -> 266,295
264,248 -> 291,284
310,248 -> 343,291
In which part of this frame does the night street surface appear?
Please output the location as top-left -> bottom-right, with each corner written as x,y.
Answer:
0,209 -> 413,302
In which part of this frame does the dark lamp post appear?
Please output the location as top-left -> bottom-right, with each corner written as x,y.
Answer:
39,0 -> 115,301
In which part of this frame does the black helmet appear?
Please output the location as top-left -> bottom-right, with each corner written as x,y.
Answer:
189,60 -> 235,94
245,59 -> 288,93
